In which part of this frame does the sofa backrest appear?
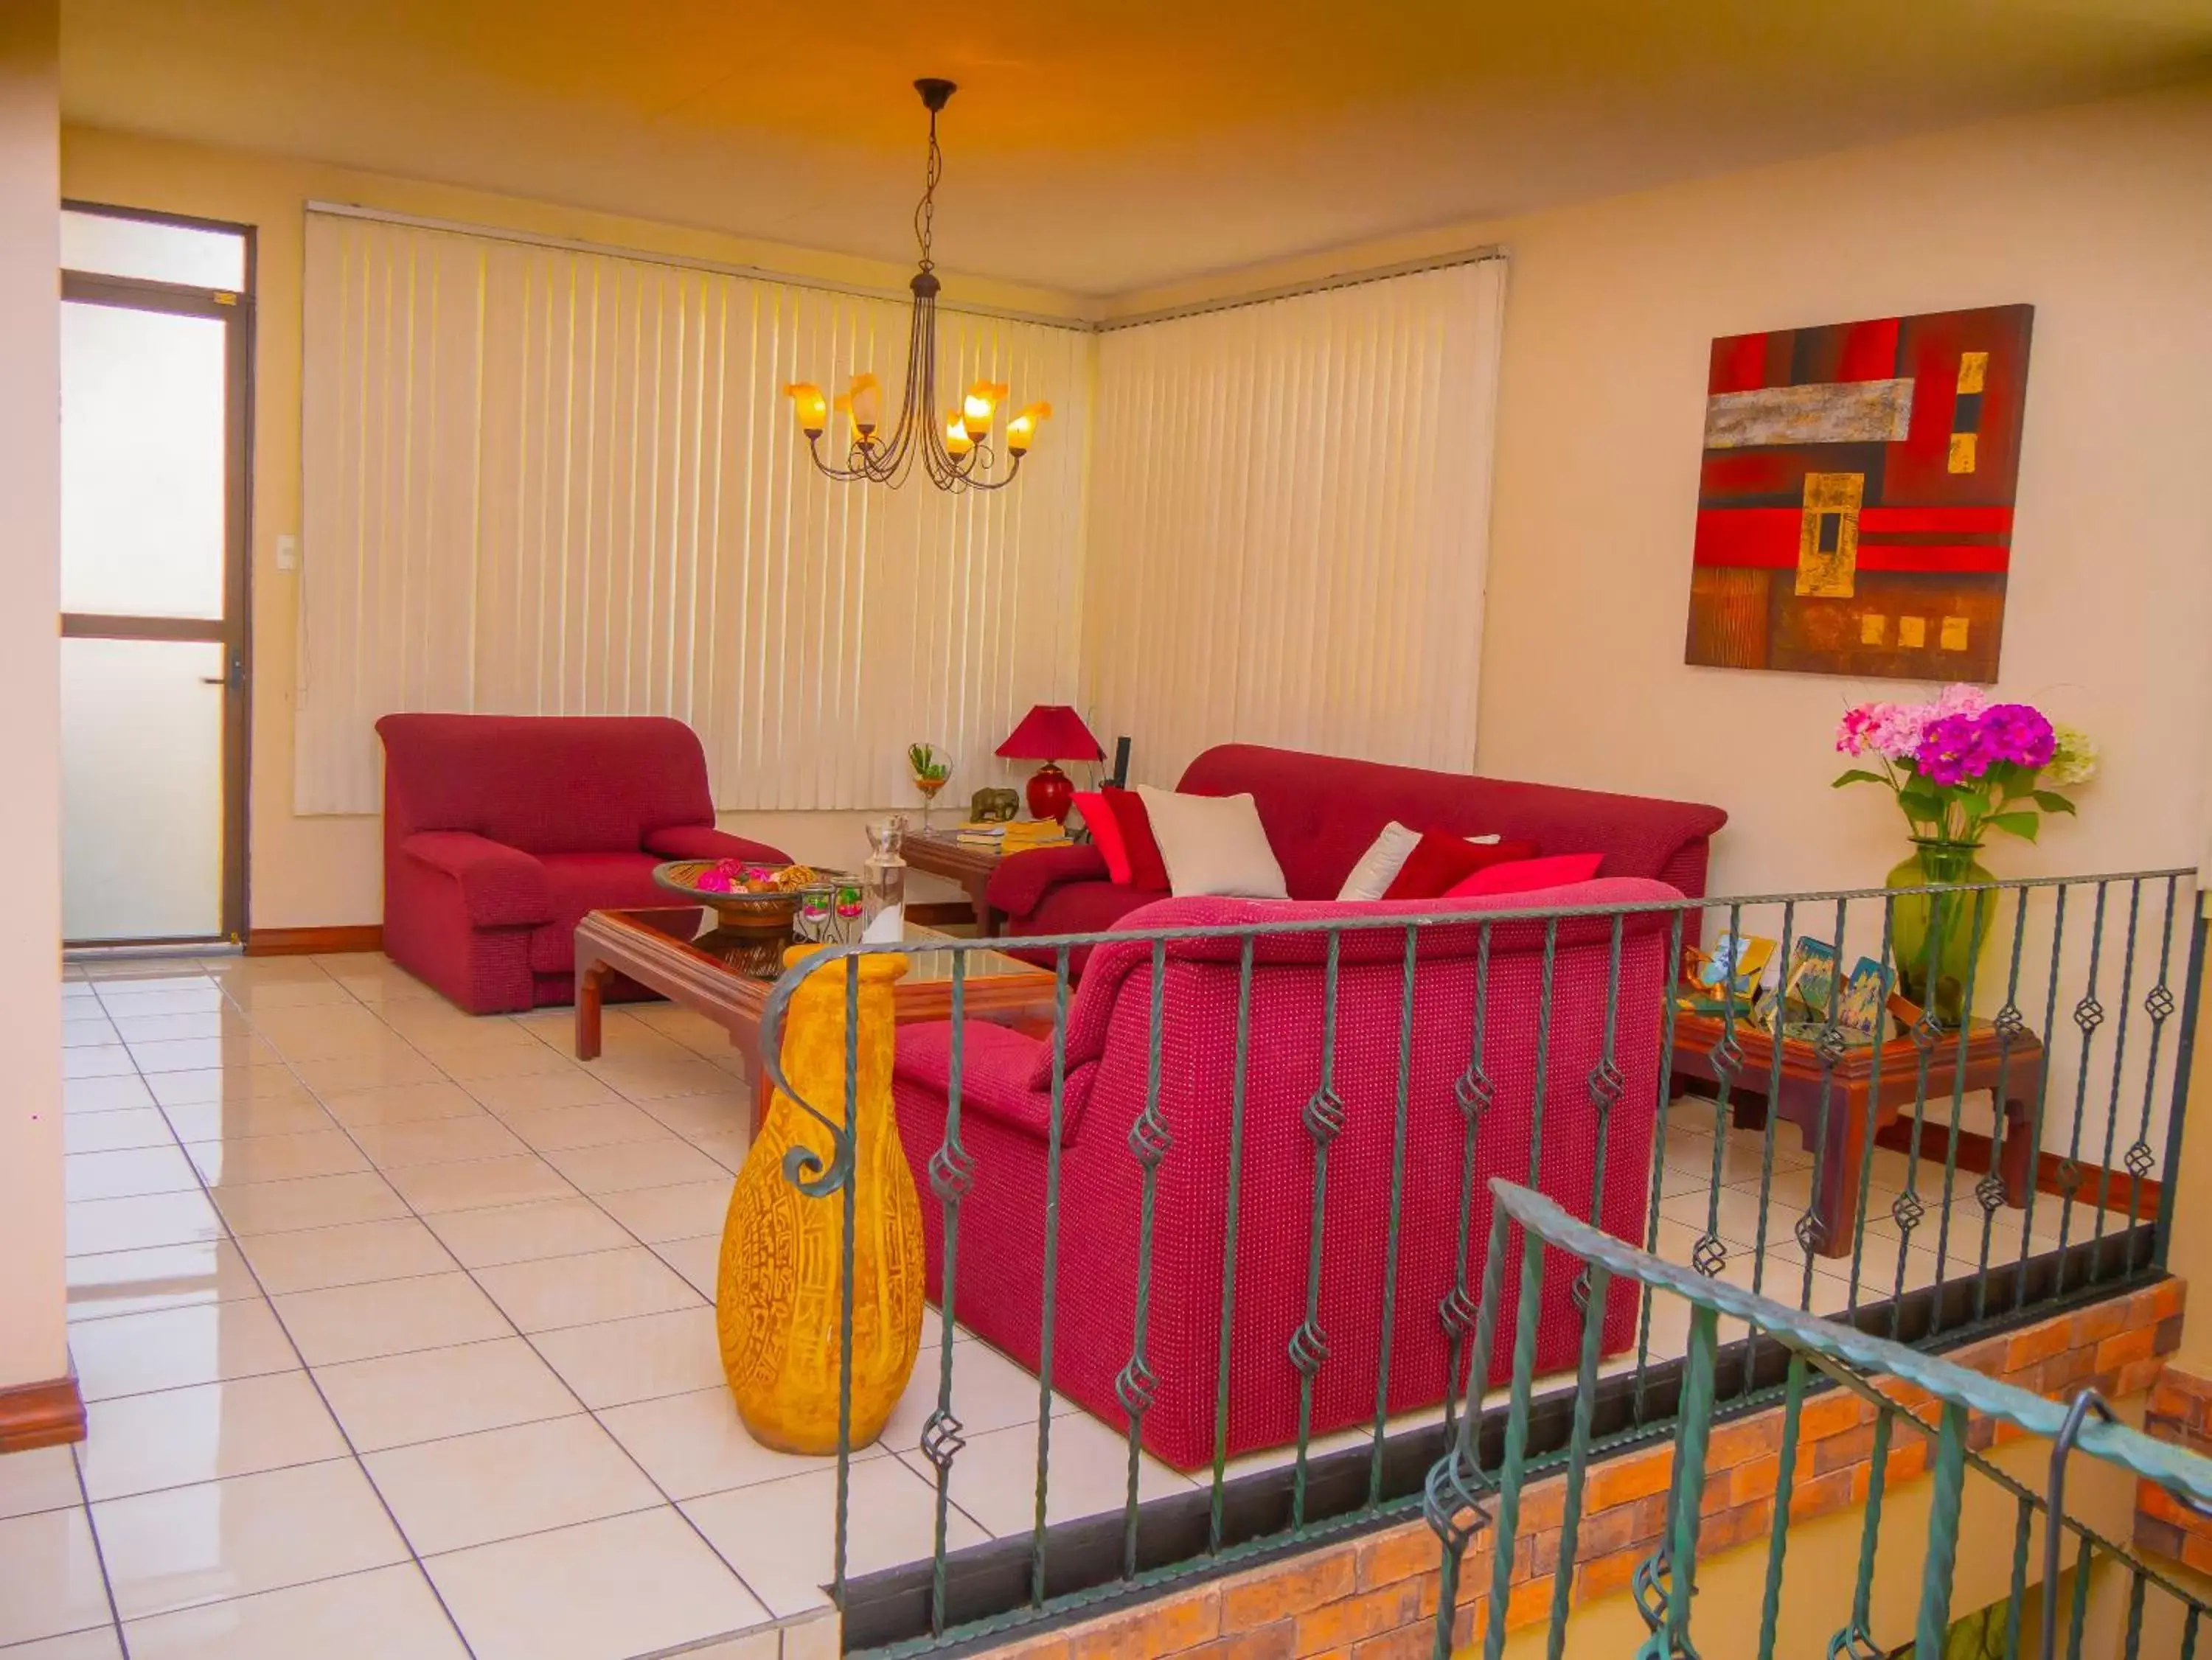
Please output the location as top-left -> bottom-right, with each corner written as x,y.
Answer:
1175,743 -> 1727,902
377,714 -> 716,855
1047,880 -> 1680,1132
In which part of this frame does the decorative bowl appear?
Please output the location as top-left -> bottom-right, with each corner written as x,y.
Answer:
652,860 -> 823,977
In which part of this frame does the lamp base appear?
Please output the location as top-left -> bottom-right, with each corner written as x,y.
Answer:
1025,762 -> 1074,823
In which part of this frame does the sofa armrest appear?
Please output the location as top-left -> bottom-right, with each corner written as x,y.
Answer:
893,1022 -> 1058,1140
399,831 -> 554,930
642,824 -> 791,865
987,844 -> 1111,920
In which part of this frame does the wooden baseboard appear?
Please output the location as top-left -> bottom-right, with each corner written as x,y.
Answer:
1871,1117 -> 2161,1212
906,901 -> 977,927
0,1373 -> 86,1453
246,925 -> 383,957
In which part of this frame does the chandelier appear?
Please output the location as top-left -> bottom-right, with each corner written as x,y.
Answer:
783,80 -> 1048,492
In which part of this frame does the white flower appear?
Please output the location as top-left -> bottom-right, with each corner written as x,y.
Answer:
2042,723 -> 2098,788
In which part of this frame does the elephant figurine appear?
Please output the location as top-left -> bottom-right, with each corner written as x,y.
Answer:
970,787 -> 1020,823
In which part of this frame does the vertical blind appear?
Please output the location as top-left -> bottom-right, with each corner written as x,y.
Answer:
299,217 -> 1505,815
297,212 -> 1091,814
1082,259 -> 1508,787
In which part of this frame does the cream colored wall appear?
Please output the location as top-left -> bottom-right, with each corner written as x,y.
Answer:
1116,79 -> 2212,900
0,0 -> 67,1392
56,127 -> 1091,927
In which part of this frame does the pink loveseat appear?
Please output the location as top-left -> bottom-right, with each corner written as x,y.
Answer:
378,714 -> 787,1014
891,879 -> 1677,1471
988,743 -> 1727,950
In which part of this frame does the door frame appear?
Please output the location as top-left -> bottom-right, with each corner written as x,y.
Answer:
59,214 -> 257,944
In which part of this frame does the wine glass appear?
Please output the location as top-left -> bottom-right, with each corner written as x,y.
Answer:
908,744 -> 953,831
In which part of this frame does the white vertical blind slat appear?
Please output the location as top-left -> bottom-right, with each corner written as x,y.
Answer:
299,213 -> 1091,815
1079,259 -> 1506,787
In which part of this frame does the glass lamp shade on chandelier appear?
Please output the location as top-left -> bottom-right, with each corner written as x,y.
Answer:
782,80 -> 1049,493
997,705 -> 1104,823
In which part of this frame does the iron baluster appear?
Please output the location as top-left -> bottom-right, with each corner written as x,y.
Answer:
1928,884 -> 1992,1334
2122,876 -> 2180,1235
2157,916 -> 2209,1269
1890,891 -> 1950,1338
1544,1263 -> 1613,1660
1442,923 -> 1496,1440
1634,909 -> 1688,1429
1696,902 -> 1747,1288
1116,941 -> 1170,1580
922,954 -> 973,1636
1573,918 -> 1626,1322
2056,881 -> 2112,1260
1797,899 -> 1851,1313
1754,1353 -> 1809,1659
1911,1403 -> 1969,1659
1029,947 -> 1073,1605
2089,878 -> 2144,1270
1481,1232 -> 1551,1660
1831,1407 -> 1895,1658
1976,887 -> 2033,1326
2017,885 -> 2070,1308
1749,899 -> 1797,1305
1846,896 -> 1899,1317
1370,927 -> 1421,1504
1207,936 -> 1256,1555
1290,930 -> 1345,1531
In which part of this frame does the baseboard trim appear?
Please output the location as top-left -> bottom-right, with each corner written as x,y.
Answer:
1871,1117 -> 2161,1212
0,1373 -> 86,1452
246,925 -> 383,957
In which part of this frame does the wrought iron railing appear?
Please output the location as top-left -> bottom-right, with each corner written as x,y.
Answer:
756,868 -> 2200,1654
1430,1181 -> 2212,1660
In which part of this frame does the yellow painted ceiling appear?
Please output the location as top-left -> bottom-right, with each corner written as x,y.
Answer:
60,0 -> 2212,296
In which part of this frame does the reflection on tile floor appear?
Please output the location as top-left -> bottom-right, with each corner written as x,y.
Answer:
16,953 -> 2135,1658
22,953 -> 842,1660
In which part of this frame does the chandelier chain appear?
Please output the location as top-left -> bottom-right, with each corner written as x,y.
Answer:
914,108 -> 942,275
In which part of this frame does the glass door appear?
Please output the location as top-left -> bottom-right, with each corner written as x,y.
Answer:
60,206 -> 252,944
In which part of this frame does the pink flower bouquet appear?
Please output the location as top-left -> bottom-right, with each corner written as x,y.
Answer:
1834,685 -> 2093,844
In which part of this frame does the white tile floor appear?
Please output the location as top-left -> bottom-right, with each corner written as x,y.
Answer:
11,952 -> 2131,1659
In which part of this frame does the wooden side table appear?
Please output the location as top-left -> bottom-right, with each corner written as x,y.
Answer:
901,830 -> 1011,936
1668,1012 -> 2045,1260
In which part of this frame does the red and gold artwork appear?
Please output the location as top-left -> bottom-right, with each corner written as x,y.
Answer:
1684,305 -> 2034,682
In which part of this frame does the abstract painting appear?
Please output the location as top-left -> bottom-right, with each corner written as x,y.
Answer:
1683,304 -> 2034,682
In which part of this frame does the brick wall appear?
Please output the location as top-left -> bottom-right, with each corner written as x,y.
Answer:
981,1279 -> 2184,1660
2135,1359 -> 2212,1571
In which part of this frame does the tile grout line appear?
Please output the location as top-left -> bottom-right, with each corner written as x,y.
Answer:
76,956 -> 490,1660
233,960 -> 796,1644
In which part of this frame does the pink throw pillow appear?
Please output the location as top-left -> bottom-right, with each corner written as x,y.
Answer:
1444,852 -> 1605,898
1073,790 -> 1133,884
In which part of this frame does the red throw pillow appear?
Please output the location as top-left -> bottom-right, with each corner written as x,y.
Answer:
1444,852 -> 1605,898
1072,791 -> 1133,884
1382,835 -> 1539,900
1100,785 -> 1170,891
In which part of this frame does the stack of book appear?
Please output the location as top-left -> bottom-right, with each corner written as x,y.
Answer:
953,819 -> 1072,853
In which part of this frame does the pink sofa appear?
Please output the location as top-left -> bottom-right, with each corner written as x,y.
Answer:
989,744 -> 1727,952
377,714 -> 787,1014
891,879 -> 1677,1471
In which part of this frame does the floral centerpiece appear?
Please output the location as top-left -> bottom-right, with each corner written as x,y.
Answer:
1833,685 -> 2096,1023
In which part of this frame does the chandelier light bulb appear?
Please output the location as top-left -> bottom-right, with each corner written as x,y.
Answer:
943,411 -> 975,457
783,382 -> 828,439
1005,402 -> 1051,455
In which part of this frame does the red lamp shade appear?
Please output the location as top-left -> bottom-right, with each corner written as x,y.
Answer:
995,705 -> 1104,824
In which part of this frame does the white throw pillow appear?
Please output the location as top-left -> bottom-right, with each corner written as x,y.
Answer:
1336,821 -> 1422,901
1337,825 -> 1502,901
1136,787 -> 1289,900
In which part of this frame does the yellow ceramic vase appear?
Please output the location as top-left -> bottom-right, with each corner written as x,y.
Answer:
717,944 -> 925,1454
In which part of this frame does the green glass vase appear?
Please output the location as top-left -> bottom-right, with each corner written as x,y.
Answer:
1885,838 -> 1995,1027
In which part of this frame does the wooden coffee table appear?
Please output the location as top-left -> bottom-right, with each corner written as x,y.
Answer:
573,909 -> 1060,1137
1669,1012 -> 2045,1260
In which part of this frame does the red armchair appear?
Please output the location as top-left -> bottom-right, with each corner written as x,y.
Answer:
890,879 -> 1675,1471
377,714 -> 787,1014
989,744 -> 1727,958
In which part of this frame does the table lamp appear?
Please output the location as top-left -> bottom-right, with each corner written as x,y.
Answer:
995,705 -> 1105,823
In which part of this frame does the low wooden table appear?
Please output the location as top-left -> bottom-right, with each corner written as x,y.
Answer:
901,831 -> 1013,936
573,909 -> 1060,1137
1669,1012 -> 2045,1260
